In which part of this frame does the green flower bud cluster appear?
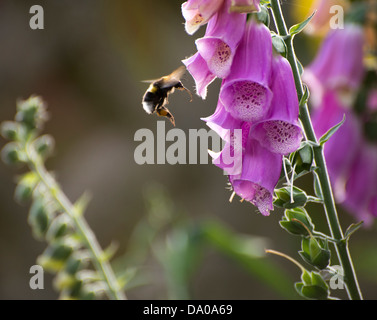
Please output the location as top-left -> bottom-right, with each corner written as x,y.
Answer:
271,141 -> 337,299
277,207 -> 334,299
1,96 -> 122,300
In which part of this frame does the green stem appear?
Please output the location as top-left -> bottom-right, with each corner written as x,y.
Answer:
269,0 -> 362,300
25,144 -> 126,300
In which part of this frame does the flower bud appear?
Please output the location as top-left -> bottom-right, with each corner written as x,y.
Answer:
1,121 -> 21,141
295,270 -> 329,300
280,207 -> 314,236
274,186 -> 308,209
299,237 -> 331,270
37,237 -> 79,272
65,251 -> 90,276
46,214 -> 72,241
15,96 -> 48,133
79,282 -> 106,300
1,142 -> 24,165
14,171 -> 39,203
32,134 -> 55,159
54,271 -> 78,292
28,198 -> 51,239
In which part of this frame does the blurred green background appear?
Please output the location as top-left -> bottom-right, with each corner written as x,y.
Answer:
0,0 -> 376,300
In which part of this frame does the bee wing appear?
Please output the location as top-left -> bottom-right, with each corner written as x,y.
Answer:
168,66 -> 186,81
159,66 -> 186,89
141,79 -> 157,84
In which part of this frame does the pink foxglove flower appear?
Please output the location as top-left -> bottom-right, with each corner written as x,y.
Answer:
219,19 -> 273,122
312,91 -> 362,197
343,144 -> 377,225
251,54 -> 303,155
182,52 -> 216,99
367,89 -> 377,111
229,138 -> 282,216
368,195 -> 377,218
204,101 -> 282,215
202,100 -> 245,175
303,24 -> 365,106
182,0 -> 224,35
195,0 -> 247,79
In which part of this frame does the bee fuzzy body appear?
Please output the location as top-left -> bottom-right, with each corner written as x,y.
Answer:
141,66 -> 191,126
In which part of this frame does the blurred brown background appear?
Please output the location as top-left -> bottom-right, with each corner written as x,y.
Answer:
0,0 -> 376,300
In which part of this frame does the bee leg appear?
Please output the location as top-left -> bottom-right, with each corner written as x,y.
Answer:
157,106 -> 175,126
176,83 -> 192,102
183,86 -> 193,102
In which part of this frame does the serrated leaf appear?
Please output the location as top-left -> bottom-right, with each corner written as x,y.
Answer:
289,11 -> 316,36
319,114 -> 346,146
344,221 -> 364,240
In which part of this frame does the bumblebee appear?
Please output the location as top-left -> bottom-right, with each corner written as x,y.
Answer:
142,66 -> 192,126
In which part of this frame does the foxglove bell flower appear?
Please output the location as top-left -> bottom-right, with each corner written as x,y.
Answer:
203,98 -> 285,215
367,89 -> 377,111
343,144 -> 377,225
303,24 -> 365,106
202,100 -> 245,175
204,101 -> 282,215
182,0 -> 224,35
369,196 -> 377,218
182,52 -> 216,99
195,0 -> 247,79
229,138 -> 282,216
251,54 -> 303,155
219,19 -> 273,122
312,91 -> 362,195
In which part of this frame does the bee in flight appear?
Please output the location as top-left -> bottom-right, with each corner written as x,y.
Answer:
142,66 -> 192,126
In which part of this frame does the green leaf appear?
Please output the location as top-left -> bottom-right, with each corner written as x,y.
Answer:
296,271 -> 329,300
344,221 -> 364,240
294,282 -> 304,296
311,271 -> 329,291
301,269 -> 312,285
319,114 -> 346,146
291,142 -> 314,175
272,34 -> 287,57
14,171 -> 39,203
274,186 -> 308,209
280,207 -> 314,236
313,171 -> 323,200
299,237 -> 330,270
289,11 -> 316,36
101,241 -> 119,262
299,85 -> 310,108
73,191 -> 92,216
301,284 -> 329,300
297,59 -> 304,76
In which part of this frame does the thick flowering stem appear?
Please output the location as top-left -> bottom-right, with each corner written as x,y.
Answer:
25,143 -> 126,300
270,0 -> 363,300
